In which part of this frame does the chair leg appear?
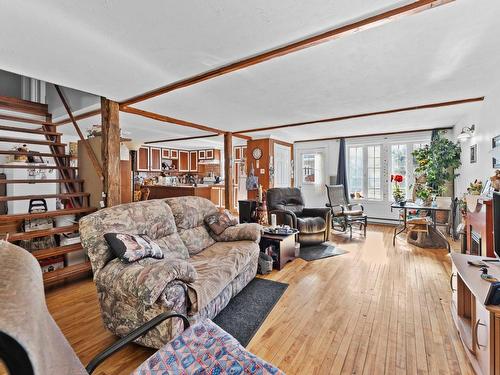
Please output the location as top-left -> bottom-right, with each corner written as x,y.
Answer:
364,219 -> 367,236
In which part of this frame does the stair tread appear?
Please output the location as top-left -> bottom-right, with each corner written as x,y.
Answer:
0,207 -> 96,222
32,243 -> 83,260
0,192 -> 89,202
0,150 -> 71,158
0,96 -> 48,116
0,179 -> 83,184
0,113 -> 52,126
43,261 -> 92,284
6,224 -> 79,241
0,136 -> 65,146
0,164 -> 77,170
0,124 -> 61,136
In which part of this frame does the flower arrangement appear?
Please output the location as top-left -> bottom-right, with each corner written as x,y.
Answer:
467,179 -> 483,195
391,174 -> 405,204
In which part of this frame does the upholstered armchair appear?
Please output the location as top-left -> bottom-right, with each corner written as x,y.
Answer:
266,187 -> 331,245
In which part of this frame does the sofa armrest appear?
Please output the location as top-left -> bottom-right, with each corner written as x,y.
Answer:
302,207 -> 331,220
269,209 -> 297,229
210,223 -> 262,243
97,258 -> 198,307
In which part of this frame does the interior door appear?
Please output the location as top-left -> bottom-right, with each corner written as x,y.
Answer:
274,143 -> 291,188
296,149 -> 327,207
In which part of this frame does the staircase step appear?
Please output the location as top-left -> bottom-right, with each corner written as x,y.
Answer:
0,113 -> 50,126
0,192 -> 89,202
0,136 -> 66,147
0,124 -> 61,136
0,96 -> 48,117
0,207 -> 96,222
6,224 -> 80,241
43,261 -> 92,284
0,179 -> 83,184
0,150 -> 71,158
32,243 -> 83,260
0,164 -> 78,170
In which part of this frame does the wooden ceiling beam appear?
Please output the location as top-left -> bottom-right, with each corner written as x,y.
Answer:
120,0 -> 453,107
234,97 -> 484,134
294,126 -> 453,143
121,106 -> 252,141
53,109 -> 101,125
145,134 -> 220,144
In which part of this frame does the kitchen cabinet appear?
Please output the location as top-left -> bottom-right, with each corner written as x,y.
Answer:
137,146 -> 150,171
170,149 -> 178,159
211,186 -> 225,208
149,147 -> 162,171
189,151 -> 198,172
178,150 -> 189,172
234,146 -> 247,161
199,150 -> 206,159
205,149 -> 214,159
162,149 -> 170,159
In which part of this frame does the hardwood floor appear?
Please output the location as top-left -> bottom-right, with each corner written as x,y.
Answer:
42,225 -> 474,374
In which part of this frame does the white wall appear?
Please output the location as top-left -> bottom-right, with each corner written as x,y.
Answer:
454,85 -> 500,196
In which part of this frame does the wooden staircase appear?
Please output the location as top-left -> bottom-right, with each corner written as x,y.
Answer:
0,95 -> 95,286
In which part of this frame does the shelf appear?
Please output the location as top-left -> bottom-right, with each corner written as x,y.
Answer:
43,261 -> 92,284
6,224 -> 79,241
32,243 -> 83,260
0,207 -> 96,222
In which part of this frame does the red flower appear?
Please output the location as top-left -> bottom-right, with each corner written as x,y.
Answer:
391,174 -> 403,183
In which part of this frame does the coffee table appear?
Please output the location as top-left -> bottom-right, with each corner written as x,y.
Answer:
259,230 -> 298,270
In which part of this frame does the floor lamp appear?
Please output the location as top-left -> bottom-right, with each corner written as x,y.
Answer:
125,141 -> 142,202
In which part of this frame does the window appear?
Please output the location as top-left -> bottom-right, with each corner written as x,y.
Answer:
367,146 -> 381,199
348,147 -> 363,198
302,154 -> 317,184
390,144 -> 407,197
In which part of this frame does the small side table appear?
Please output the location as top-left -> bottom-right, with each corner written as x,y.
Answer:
259,230 -> 298,270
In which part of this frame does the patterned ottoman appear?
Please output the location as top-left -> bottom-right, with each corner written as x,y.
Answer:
132,319 -> 284,375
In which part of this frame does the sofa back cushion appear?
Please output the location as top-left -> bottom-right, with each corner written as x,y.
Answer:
80,200 -> 188,277
267,187 -> 305,214
164,196 -> 218,255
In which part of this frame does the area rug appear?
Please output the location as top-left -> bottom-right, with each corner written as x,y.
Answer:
213,278 -> 288,347
299,243 -> 348,261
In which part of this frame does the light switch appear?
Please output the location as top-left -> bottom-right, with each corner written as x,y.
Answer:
260,169 -> 265,174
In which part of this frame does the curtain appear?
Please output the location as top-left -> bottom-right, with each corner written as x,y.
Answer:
336,138 -> 349,199
431,129 -> 439,142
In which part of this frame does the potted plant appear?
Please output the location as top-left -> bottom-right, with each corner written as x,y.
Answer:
391,174 -> 406,205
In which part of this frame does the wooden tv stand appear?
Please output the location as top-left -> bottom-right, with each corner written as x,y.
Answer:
451,253 -> 500,375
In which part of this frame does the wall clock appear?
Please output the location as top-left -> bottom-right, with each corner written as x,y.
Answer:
252,147 -> 263,160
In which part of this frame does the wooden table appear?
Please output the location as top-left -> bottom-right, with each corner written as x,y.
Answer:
259,230 -> 298,270
391,202 -> 451,251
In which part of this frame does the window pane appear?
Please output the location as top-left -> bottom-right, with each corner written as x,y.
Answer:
302,154 -> 316,183
348,146 -> 363,198
391,144 -> 407,197
367,145 -> 381,199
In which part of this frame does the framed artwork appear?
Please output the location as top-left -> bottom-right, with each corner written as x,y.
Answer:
492,135 -> 500,168
470,144 -> 477,164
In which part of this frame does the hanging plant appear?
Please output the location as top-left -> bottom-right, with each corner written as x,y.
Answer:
412,131 -> 461,196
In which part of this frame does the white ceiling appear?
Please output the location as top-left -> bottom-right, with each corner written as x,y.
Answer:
1,0 -> 499,144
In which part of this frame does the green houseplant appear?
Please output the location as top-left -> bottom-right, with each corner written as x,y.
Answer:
412,131 -> 461,198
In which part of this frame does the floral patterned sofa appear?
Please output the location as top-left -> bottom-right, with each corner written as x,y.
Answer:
79,196 -> 261,349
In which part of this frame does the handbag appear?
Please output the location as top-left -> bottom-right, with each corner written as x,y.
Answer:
19,199 -> 56,251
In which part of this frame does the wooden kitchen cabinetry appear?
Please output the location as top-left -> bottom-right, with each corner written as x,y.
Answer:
450,253 -> 500,375
149,147 -> 162,171
178,150 -> 189,172
137,146 -> 150,171
189,151 -> 198,172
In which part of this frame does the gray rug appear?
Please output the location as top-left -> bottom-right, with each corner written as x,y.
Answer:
299,243 -> 348,261
213,278 -> 288,347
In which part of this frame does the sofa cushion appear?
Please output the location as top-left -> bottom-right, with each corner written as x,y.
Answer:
297,216 -> 326,234
104,233 -> 164,262
204,209 -> 239,235
80,200 -> 186,277
187,240 -> 260,314
164,197 -> 218,255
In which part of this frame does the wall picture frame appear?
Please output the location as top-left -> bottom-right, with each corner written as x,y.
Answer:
470,144 -> 477,164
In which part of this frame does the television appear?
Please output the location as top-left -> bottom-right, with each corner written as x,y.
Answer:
494,192 -> 500,258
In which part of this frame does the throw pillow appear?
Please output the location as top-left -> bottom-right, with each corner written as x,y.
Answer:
204,209 -> 239,235
104,233 -> 164,262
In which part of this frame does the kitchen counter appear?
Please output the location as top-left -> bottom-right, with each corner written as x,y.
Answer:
143,184 -> 213,200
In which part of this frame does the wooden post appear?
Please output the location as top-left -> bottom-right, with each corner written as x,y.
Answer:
224,132 -> 234,210
101,98 -> 121,207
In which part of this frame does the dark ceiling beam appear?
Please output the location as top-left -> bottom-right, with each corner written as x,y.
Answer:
234,97 -> 484,134
53,109 -> 101,125
294,126 -> 453,143
121,106 -> 252,141
119,0 -> 453,107
145,134 -> 220,144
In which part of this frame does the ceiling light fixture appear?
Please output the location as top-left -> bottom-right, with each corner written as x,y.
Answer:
457,124 -> 475,141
